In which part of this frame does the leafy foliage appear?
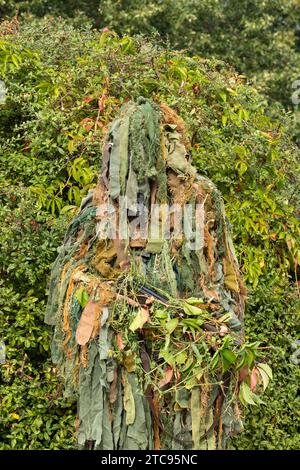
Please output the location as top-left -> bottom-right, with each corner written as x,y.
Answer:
98,0 -> 300,109
2,1 -> 300,108
0,1 -> 100,26
0,18 -> 299,449
113,282 -> 268,401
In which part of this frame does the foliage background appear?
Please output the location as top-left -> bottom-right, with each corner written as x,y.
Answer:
2,0 -> 300,109
0,11 -> 299,450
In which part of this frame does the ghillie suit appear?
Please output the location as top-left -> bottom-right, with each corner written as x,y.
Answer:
45,97 -> 248,450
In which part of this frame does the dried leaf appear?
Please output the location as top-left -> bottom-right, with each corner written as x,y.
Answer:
250,367 -> 259,391
140,343 -> 151,372
145,296 -> 155,305
204,224 -> 215,276
123,353 -> 136,372
76,300 -> 98,346
109,367 -> 118,404
116,293 -> 139,307
158,367 -> 173,388
201,283 -> 220,301
74,416 -> 79,432
116,334 -> 125,350
79,117 -> 94,132
224,257 -> 240,293
238,365 -> 249,382
219,325 -> 229,336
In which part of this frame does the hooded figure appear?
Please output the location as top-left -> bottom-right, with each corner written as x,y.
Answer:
45,97 -> 246,450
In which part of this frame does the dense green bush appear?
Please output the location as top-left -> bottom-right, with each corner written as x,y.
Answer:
0,18 -> 299,449
98,0 -> 300,109
2,1 -> 300,108
0,0 -> 99,25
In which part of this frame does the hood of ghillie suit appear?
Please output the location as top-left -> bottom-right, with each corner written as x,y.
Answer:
92,96 -> 245,305
45,97 -> 247,451
99,97 -> 196,207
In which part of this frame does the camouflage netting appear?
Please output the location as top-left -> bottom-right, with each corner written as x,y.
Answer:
45,97 -> 248,450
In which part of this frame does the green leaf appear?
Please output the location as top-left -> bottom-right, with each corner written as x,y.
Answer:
154,309 -> 168,320
129,308 -> 149,332
257,366 -> 269,391
185,297 -> 204,305
60,205 -> 77,214
181,318 -> 203,331
257,363 -> 273,391
221,349 -> 237,363
181,355 -> 194,372
245,349 -> 255,367
165,318 -> 179,334
75,287 -> 89,308
239,382 -> 257,405
123,370 -> 135,425
221,348 -> 237,372
257,362 -> 273,379
185,376 -> 198,390
68,140 -> 74,153
222,115 -> 228,126
175,350 -> 187,365
239,382 -> 264,406
236,353 -> 247,370
183,303 -> 204,316
236,161 -> 248,176
211,351 -> 220,370
159,349 -> 175,366
191,343 -> 203,363
164,333 -> 170,351
217,312 -> 232,323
